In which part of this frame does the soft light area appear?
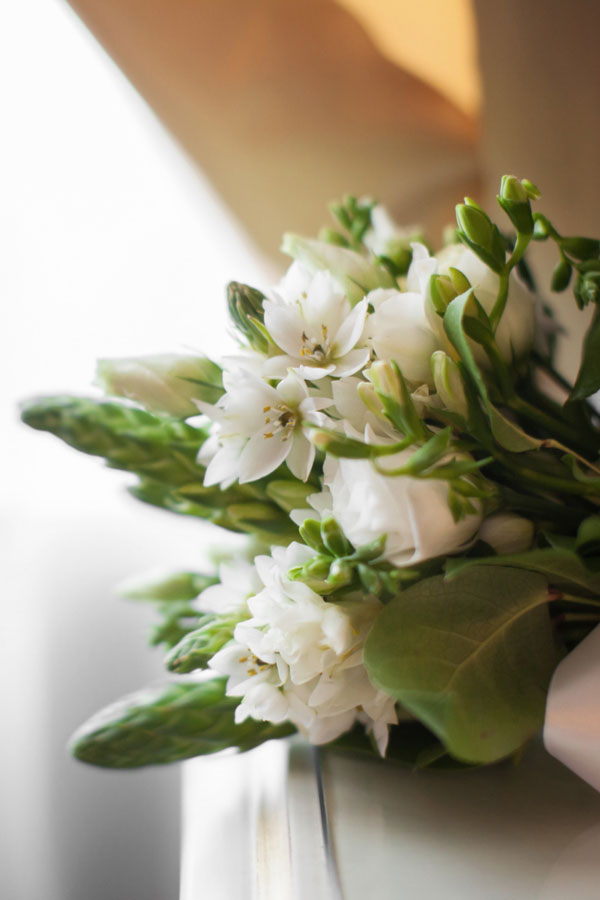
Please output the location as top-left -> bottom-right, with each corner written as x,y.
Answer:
2,2 -> 271,898
336,0 -> 480,116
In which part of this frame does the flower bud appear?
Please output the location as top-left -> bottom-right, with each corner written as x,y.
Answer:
499,175 -> 529,205
521,179 -> 541,200
575,271 -> 600,307
429,274 -> 458,315
497,175 -> 534,235
550,258 -> 572,293
448,267 -> 472,294
227,282 -> 270,353
431,351 -> 469,418
96,353 -> 222,418
367,360 -> 403,401
318,227 -> 349,248
533,213 -> 553,241
455,203 -> 506,273
281,234 -> 394,305
477,513 -> 534,554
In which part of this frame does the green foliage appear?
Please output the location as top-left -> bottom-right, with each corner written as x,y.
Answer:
570,310 -> 600,401
121,569 -> 220,649
21,395 -> 208,482
364,567 -> 561,763
290,516 -> 428,598
227,282 -> 271,353
123,571 -> 217,603
20,396 -> 301,543
330,721 -> 480,770
70,679 -> 295,768
326,194 -> 376,251
445,544 -> 600,596
165,613 -> 246,673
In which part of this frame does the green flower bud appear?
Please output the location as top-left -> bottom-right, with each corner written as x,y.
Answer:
521,179 -> 541,200
366,360 -> 402,402
318,227 -> 350,248
532,213 -> 553,241
165,613 -> 245,674
327,558 -> 353,586
96,353 -> 223,417
550,258 -> 572,293
306,556 -> 333,579
499,175 -> 529,204
227,282 -> 270,353
431,351 -> 469,419
356,381 -> 385,419
497,175 -> 534,235
320,516 -> 352,557
429,274 -> 458,315
575,271 -> 600,307
455,203 -> 506,273
299,518 -> 328,553
448,267 -> 472,294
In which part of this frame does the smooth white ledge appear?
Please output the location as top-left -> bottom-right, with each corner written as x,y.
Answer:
181,737 -> 600,899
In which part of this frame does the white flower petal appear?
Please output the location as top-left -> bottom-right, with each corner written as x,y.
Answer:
237,430 -> 290,483
331,347 -> 371,378
333,298 -> 368,356
263,301 -> 306,358
285,432 -> 314,482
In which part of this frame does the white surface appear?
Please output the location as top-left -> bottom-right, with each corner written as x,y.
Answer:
181,740 -> 338,900
182,737 -> 600,899
322,741 -> 600,899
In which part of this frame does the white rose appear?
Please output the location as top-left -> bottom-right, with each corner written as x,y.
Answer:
323,449 -> 483,567
433,244 -> 536,365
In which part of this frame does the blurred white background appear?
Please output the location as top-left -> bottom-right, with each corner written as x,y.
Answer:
2,2 -> 272,897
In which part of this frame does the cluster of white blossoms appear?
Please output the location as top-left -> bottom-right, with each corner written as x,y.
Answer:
99,203 -> 537,753
203,545 -> 398,755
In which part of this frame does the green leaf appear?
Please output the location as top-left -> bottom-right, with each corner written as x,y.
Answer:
70,679 -> 295,768
570,310 -> 600,401
446,547 -> 600,595
443,295 -> 542,452
577,516 -> 600,556
364,568 -> 560,763
488,406 -> 542,452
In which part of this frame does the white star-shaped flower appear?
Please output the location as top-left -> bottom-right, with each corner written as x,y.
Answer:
198,367 -> 331,486
263,262 -> 370,380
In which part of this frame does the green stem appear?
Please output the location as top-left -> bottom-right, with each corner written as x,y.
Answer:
490,232 -> 531,331
555,593 -> 600,610
499,454 -> 600,498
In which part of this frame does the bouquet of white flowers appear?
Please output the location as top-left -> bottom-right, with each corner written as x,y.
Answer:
22,176 -> 600,774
